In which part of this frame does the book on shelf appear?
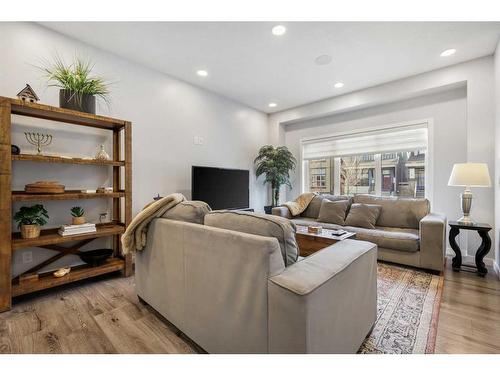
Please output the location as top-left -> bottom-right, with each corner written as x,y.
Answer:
58,223 -> 97,236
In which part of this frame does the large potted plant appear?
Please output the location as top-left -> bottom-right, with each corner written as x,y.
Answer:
14,204 -> 49,239
41,55 -> 110,114
254,145 -> 296,214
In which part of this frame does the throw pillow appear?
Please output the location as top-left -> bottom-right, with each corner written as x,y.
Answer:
317,199 -> 350,225
301,194 -> 350,219
344,203 -> 382,229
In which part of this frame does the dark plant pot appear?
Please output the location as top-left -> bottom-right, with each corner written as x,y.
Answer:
59,89 -> 96,114
264,205 -> 276,215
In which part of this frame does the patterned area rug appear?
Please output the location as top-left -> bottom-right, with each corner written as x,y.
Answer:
359,262 -> 443,354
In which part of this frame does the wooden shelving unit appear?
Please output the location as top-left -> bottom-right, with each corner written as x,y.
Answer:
11,223 -> 126,250
0,96 -> 132,312
12,258 -> 125,297
12,190 -> 126,201
12,154 -> 125,166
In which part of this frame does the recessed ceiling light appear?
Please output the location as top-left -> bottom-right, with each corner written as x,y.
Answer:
440,48 -> 456,57
268,102 -> 277,108
196,70 -> 208,77
334,82 -> 344,88
271,25 -> 286,36
315,54 -> 332,66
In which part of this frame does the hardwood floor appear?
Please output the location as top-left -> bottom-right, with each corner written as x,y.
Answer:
435,262 -> 500,354
1,261 -> 499,354
0,274 -> 199,354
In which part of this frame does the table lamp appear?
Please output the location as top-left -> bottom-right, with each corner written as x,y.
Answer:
447,163 -> 491,224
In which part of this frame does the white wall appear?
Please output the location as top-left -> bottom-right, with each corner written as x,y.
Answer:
0,22 -> 269,276
270,57 -> 496,264
495,39 -> 500,276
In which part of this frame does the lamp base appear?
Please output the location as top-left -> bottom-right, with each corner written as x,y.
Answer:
458,189 -> 474,225
457,215 -> 474,225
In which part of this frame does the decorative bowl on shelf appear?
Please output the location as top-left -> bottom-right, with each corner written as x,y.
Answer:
78,248 -> 113,266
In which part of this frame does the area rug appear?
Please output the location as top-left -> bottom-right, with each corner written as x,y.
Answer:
359,262 -> 443,354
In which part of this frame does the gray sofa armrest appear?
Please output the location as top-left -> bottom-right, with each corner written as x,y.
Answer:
419,212 -> 447,271
267,240 -> 377,353
271,206 -> 292,219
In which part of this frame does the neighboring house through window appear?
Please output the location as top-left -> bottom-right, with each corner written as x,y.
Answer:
301,122 -> 429,198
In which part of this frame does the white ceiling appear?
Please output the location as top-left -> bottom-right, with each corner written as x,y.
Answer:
40,22 -> 500,113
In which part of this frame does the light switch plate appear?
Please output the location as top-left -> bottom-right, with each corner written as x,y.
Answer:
193,136 -> 204,145
22,251 -> 33,264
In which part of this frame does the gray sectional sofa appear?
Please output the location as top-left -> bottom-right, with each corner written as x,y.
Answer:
273,194 -> 446,272
135,207 -> 377,353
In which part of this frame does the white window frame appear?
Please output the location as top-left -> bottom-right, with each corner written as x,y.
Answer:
300,118 -> 434,206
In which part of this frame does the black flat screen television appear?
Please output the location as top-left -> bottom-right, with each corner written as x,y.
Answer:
191,166 -> 249,210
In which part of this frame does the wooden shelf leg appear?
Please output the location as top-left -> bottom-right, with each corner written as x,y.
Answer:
0,99 -> 12,312
123,121 -> 133,277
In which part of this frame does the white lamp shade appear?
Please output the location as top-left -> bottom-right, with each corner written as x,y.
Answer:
448,163 -> 491,187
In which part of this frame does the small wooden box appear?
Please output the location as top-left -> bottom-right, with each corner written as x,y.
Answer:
307,225 -> 323,234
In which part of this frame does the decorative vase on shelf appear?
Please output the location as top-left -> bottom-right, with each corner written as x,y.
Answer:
59,89 -> 96,114
95,144 -> 110,161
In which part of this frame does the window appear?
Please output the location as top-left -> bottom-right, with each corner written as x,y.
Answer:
302,123 -> 428,198
340,154 -> 375,196
381,150 -> 426,198
307,158 -> 333,193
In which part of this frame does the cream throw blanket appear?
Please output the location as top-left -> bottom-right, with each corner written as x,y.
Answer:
121,193 -> 186,254
282,192 -> 316,216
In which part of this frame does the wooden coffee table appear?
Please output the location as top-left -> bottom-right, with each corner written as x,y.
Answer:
295,225 -> 356,257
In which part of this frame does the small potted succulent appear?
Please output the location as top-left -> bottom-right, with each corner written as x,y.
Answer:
71,206 -> 86,225
14,204 -> 49,239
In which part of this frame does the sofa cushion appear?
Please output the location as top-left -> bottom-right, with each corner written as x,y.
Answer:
353,194 -> 429,229
162,200 -> 211,224
344,226 -> 420,252
290,218 -> 419,253
204,210 -> 299,266
344,203 -> 381,229
317,199 -> 350,225
301,194 -> 350,219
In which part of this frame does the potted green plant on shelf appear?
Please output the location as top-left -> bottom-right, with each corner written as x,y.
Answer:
254,145 -> 296,214
14,204 -> 49,239
40,55 -> 110,114
71,206 -> 86,225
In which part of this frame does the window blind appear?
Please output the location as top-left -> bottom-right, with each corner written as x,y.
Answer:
301,124 -> 428,160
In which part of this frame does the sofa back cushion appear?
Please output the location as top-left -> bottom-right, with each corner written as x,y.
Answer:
317,199 -> 350,225
344,203 -> 382,229
204,210 -> 299,266
301,194 -> 351,219
162,200 -> 211,224
352,194 -> 430,229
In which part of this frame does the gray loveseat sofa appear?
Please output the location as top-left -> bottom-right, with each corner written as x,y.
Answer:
135,208 -> 377,353
273,194 -> 446,272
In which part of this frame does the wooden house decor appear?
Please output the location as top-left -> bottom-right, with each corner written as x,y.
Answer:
16,84 -> 40,103
0,96 -> 133,312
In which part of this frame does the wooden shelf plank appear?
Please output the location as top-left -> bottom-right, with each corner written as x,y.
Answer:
12,224 -> 125,250
4,97 -> 127,130
12,258 -> 125,297
12,154 -> 124,167
12,190 -> 125,201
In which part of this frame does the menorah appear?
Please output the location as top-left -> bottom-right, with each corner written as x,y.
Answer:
24,132 -> 52,155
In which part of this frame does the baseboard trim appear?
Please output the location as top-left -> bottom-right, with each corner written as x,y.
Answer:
445,248 -> 494,266
494,262 -> 500,280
